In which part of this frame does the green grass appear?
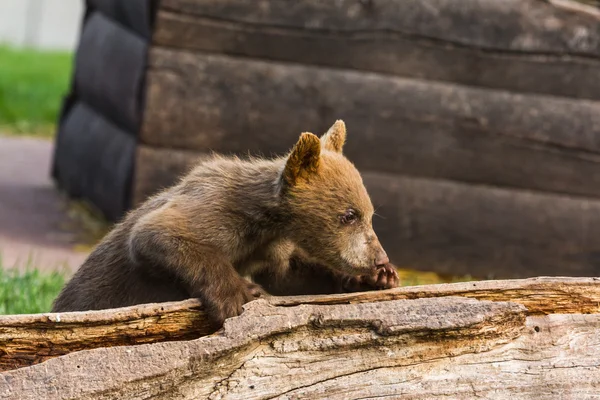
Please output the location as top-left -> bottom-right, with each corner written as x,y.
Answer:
0,257 -> 66,315
0,44 -> 73,137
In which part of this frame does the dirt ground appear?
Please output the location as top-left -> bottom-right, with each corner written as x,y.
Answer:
0,134 -> 90,272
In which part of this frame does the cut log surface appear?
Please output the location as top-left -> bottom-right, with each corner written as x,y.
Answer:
134,145 -> 600,278
155,0 -> 600,100
1,277 -> 599,375
53,102 -> 135,221
141,49 -> 600,199
75,12 -> 147,133
2,284 -> 600,399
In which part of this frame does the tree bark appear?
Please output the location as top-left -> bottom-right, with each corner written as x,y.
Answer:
1,277 -> 599,376
2,278 -> 600,399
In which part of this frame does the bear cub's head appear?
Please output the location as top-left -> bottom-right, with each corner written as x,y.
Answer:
281,120 -> 389,274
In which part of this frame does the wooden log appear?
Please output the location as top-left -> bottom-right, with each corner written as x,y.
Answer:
133,145 -> 600,278
2,277 -> 598,373
54,102 -> 135,221
3,278 -> 600,399
154,0 -> 600,100
550,0 -> 600,15
132,145 -> 208,206
0,301 -> 210,372
140,49 -> 600,199
363,173 -> 600,278
75,12 -> 147,133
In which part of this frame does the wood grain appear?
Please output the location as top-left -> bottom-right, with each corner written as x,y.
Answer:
0,300 -> 211,372
2,294 -> 600,399
1,277 -> 599,373
141,49 -> 600,199
154,0 -> 600,100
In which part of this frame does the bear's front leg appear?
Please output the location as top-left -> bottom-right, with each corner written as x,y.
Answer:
129,207 -> 262,327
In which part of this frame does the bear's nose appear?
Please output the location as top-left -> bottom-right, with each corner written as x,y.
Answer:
374,249 -> 389,267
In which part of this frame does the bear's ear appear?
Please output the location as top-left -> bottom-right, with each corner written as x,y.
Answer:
283,132 -> 321,186
320,120 -> 346,153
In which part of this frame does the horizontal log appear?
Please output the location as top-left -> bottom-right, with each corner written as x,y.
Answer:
2,277 -> 597,372
75,12 -> 147,133
133,145 -> 600,278
141,49 -> 600,199
132,145 -> 209,205
0,301 -> 210,372
155,0 -> 600,100
3,288 -> 600,399
550,0 -> 600,14
54,102 -> 135,221
364,172 -> 600,278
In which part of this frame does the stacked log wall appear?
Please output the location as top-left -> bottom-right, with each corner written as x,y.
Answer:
133,0 -> 600,278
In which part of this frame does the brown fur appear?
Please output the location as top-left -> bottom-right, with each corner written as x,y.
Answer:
52,120 -> 398,326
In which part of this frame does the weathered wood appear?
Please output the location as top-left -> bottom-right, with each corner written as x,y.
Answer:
155,0 -> 600,100
141,49 -> 600,199
2,293 -> 600,399
363,173 -> 600,278
75,12 -> 147,133
2,277 -> 599,373
53,102 -> 135,221
133,145 -> 600,278
550,0 -> 600,16
132,145 -> 209,205
271,276 -> 600,315
0,301 -> 211,372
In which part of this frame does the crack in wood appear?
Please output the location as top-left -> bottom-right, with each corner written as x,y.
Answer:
155,9 -> 600,62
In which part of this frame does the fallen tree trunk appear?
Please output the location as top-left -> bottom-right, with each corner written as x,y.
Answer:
1,277 -> 600,399
1,277 -> 599,375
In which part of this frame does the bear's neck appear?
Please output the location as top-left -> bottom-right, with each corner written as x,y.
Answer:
231,157 -> 290,239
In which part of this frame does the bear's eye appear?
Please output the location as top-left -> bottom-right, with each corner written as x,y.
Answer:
340,209 -> 358,225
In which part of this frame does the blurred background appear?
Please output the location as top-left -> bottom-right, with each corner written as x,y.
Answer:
1,0 -> 87,314
1,0 -> 600,314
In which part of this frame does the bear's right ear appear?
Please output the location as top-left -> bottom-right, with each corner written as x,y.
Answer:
320,120 -> 346,153
283,132 -> 321,186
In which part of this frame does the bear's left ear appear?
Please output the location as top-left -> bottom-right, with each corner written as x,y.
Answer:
320,120 -> 346,153
283,132 -> 321,186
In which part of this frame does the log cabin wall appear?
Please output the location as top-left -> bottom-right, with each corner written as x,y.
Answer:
54,0 -> 600,279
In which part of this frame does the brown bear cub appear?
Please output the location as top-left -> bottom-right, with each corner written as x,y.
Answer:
52,120 -> 399,326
